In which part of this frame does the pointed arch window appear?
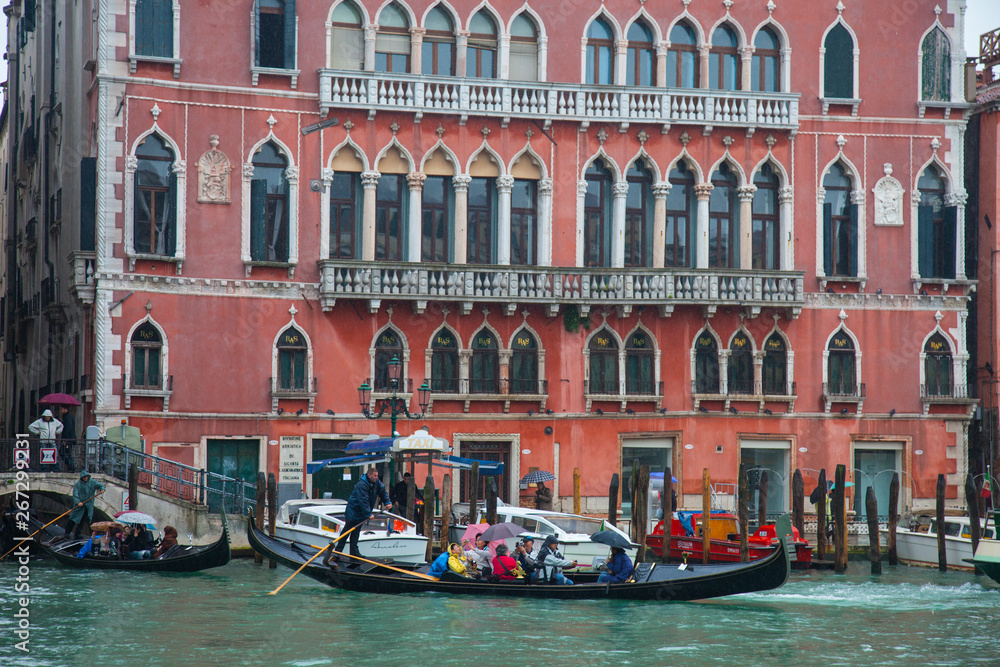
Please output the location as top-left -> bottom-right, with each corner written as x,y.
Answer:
917,165 -> 956,280
330,1 -> 364,70
752,163 -> 780,270
924,333 -> 953,397
827,330 -> 856,396
509,14 -> 539,82
376,173 -> 406,261
329,171 -> 359,259
468,177 -> 496,264
710,25 -> 740,90
588,329 -> 619,394
584,159 -> 613,268
921,27 -> 950,101
471,329 -> 499,394
134,134 -> 176,256
728,331 -> 753,395
131,322 -> 162,389
422,175 -> 452,262
375,3 -> 410,73
431,329 -> 459,393
511,330 -> 539,394
752,27 -> 780,92
666,159 -> 694,267
695,333 -> 720,394
627,21 -> 655,87
586,17 -> 614,85
763,334 -> 787,395
823,23 -> 854,98
667,22 -> 698,88
250,142 -> 289,262
709,162 -> 738,268
510,179 -> 537,265
469,11 -> 498,78
625,160 -> 653,267
423,7 -> 455,76
823,163 -> 857,277
277,326 -> 307,391
626,331 -> 654,395
374,328 -> 403,391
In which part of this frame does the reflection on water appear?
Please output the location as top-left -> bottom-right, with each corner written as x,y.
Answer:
1,559 -> 998,666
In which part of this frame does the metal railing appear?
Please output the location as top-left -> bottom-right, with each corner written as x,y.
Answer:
1,437 -> 256,516
920,383 -> 976,400
585,379 -> 664,397
822,382 -> 866,399
693,380 -> 798,397
427,377 -> 548,396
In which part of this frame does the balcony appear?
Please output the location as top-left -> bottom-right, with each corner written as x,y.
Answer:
426,377 -> 548,413
920,383 -> 977,415
585,379 -> 663,413
270,376 -> 318,414
692,380 -> 798,412
69,251 -> 96,305
318,70 -> 799,132
822,382 -> 866,415
318,261 -> 805,319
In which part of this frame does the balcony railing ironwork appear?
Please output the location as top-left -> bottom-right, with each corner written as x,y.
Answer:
823,382 -> 866,399
270,376 -> 318,413
424,377 -> 548,413
920,383 -> 975,400
318,261 -> 805,318
319,70 -> 799,130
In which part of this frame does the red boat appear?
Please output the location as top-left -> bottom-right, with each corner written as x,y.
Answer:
646,511 -> 812,568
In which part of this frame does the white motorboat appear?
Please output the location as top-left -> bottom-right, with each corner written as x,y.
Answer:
879,514 -> 996,571
275,499 -> 429,565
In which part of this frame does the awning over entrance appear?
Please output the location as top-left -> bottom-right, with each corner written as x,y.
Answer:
307,430 -> 501,477
344,429 -> 451,454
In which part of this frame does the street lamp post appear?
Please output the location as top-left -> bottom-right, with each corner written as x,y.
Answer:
358,356 -> 431,481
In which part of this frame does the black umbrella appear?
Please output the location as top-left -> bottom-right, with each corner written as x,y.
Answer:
481,522 -> 525,542
589,530 -> 631,550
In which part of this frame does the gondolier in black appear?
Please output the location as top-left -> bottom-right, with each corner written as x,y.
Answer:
335,467 -> 392,558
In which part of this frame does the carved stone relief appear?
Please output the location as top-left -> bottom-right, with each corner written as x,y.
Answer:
873,163 -> 904,226
196,135 -> 232,204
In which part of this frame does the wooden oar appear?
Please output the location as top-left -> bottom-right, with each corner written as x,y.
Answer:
334,550 -> 439,581
0,491 -> 104,560
268,522 -> 363,595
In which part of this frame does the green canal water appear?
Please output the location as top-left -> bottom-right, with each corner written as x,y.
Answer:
2,558 -> 999,666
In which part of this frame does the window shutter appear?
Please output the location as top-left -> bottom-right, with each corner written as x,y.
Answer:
283,0 -> 296,69
917,205 -> 933,278
153,0 -> 173,58
80,157 -> 97,251
823,202 -> 833,275
943,205 -> 957,279
848,203 -> 858,276
250,179 -> 268,260
166,171 -> 178,256
253,0 -> 261,67
135,0 -> 154,55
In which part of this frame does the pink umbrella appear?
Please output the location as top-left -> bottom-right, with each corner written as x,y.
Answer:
459,523 -> 503,558
39,393 -> 81,407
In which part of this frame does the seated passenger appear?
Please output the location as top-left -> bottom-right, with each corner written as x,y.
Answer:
536,536 -> 578,585
462,535 -> 492,578
124,524 -> 154,560
151,526 -> 178,559
491,544 -> 524,580
597,546 -> 633,584
447,543 -> 470,577
514,537 -> 539,578
428,548 -> 452,578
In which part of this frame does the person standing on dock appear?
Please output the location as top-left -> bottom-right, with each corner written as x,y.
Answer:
28,409 -> 63,471
63,471 -> 105,541
535,481 -> 554,511
336,467 -> 392,558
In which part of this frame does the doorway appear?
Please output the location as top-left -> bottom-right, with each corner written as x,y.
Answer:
621,437 -> 675,519
206,439 -> 259,513
739,442 -> 790,519
854,446 -> 901,519
458,440 -> 512,503
309,437 -> 361,500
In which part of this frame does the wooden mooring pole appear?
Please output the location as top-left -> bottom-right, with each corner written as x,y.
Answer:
965,473 -> 982,573
607,473 -> 619,527
816,468 -> 828,561
267,472 -> 277,569
757,470 -> 769,529
866,486 -> 881,575
440,474 -> 452,554
468,462 -> 480,524
663,466 -> 673,563
423,474 -> 436,562
738,462 -> 749,562
573,468 -> 581,515
636,465 -> 650,563
833,464 -> 847,573
406,475 -> 417,525
888,472 -> 900,566
128,463 -> 138,511
792,469 -> 805,539
936,473 -> 947,572
486,477 -> 498,526
254,472 -> 266,565
702,468 -> 711,564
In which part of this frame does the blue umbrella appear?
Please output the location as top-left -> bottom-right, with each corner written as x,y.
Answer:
520,470 -> 556,484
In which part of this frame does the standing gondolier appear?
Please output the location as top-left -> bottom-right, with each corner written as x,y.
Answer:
63,471 -> 105,541
334,468 -> 392,558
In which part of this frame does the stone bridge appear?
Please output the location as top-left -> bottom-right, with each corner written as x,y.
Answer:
1,472 -> 251,550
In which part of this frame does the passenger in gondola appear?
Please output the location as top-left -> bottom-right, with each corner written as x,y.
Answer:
491,544 -> 524,581
514,537 -> 538,578
124,524 -> 155,559
597,547 -> 633,584
536,535 -> 578,585
152,526 -> 178,559
428,546 -> 452,578
462,535 -> 492,578
446,543 -> 470,577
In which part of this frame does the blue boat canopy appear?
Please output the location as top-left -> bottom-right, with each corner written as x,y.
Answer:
305,453 -> 386,475
306,454 -> 503,476
435,456 -> 504,476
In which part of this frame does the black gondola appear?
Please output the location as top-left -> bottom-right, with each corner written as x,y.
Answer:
248,509 -> 792,601
39,513 -> 231,573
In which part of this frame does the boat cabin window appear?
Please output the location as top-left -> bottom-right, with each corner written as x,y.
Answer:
944,522 -> 962,537
321,518 -> 339,532
361,515 -> 391,531
536,514 -> 603,534
508,516 -> 539,533
298,513 -> 320,529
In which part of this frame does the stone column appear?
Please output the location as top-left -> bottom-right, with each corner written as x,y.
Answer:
947,189 -> 969,279
456,31 -> 469,78
498,350 -> 512,394
737,184 -> 757,269
319,167 -> 336,260
458,349 -> 472,394
538,178 -> 554,266
576,179 -> 588,266
753,351 -> 764,395
740,46 -> 754,91
361,171 -> 380,261
538,36 -> 548,82
406,172 -> 426,262
779,185 -> 794,271
452,175 -> 471,264
363,25 -> 376,71
611,181 -> 629,268
652,182 -> 671,268
694,183 -> 714,269
498,35 -> 511,80
698,44 -> 712,89
615,39 -> 628,85
410,28 -> 425,75
851,189 -> 866,277
497,175 -> 515,265
655,43 -> 668,87
780,47 -> 792,93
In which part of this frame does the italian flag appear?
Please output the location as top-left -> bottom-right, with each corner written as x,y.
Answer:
983,467 -> 993,499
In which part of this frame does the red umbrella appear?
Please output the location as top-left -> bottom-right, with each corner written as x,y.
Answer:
38,393 -> 81,407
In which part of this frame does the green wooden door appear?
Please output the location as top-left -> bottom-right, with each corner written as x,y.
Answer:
207,439 -> 259,513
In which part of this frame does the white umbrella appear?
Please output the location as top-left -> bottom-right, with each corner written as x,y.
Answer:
114,511 -> 157,525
